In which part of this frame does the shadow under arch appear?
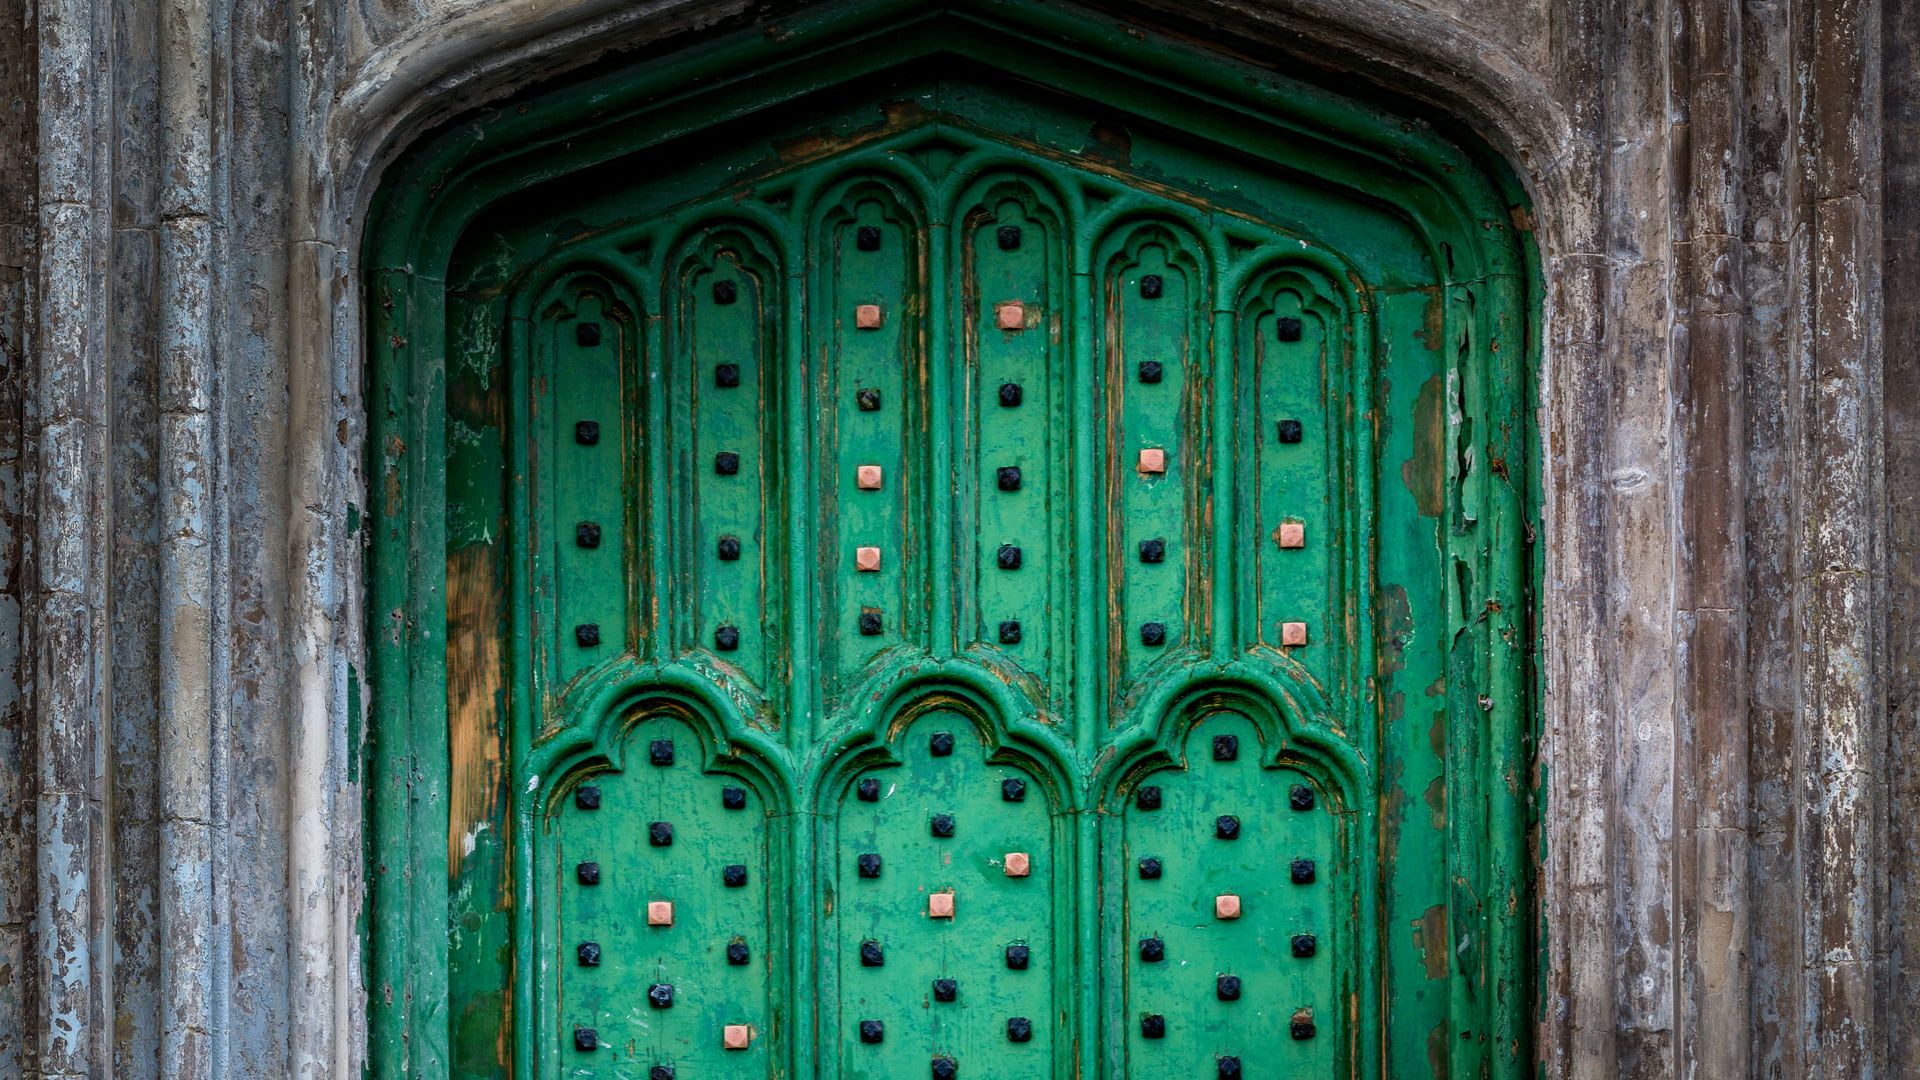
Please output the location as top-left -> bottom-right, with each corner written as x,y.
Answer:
811,658 -> 1077,810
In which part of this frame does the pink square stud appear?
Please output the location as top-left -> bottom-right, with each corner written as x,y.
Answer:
996,301 -> 1026,330
856,304 -> 883,329
856,546 -> 881,572
723,1024 -> 752,1050
1215,893 -> 1242,920
1004,852 -> 1031,878
928,891 -> 955,918
1281,621 -> 1309,647
647,900 -> 674,926
1137,448 -> 1167,475
1278,522 -> 1305,549
856,465 -> 883,491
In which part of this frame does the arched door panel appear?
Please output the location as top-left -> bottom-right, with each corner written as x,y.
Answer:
376,12 -> 1535,1080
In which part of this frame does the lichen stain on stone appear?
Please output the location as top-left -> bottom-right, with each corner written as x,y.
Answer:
1403,374 -> 1447,517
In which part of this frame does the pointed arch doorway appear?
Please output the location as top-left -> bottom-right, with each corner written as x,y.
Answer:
364,4 -> 1538,1077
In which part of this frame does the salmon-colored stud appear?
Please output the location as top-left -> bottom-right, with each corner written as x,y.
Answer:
996,301 -> 1026,330
1281,621 -> 1309,647
856,465 -> 884,491
1004,852 -> 1031,878
1215,893 -> 1242,920
856,304 -> 883,329
1137,447 -> 1167,475
928,891 -> 956,919
856,546 -> 881,572
723,1024 -> 752,1050
647,900 -> 674,926
1278,522 -> 1306,549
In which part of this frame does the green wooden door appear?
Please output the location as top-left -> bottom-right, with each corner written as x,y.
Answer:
369,9 -> 1535,1080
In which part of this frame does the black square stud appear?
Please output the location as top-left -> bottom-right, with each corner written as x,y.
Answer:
1139,537 -> 1165,563
996,465 -> 1022,491
1213,734 -> 1238,761
1140,1014 -> 1166,1039
1138,360 -> 1163,384
1290,858 -> 1316,884
577,522 -> 602,548
859,609 -> 884,636
1138,936 -> 1164,963
857,387 -> 882,411
1005,944 -> 1030,970
722,786 -> 747,810
714,625 -> 740,651
577,941 -> 601,966
997,544 -> 1023,570
1001,777 -> 1027,802
859,1019 -> 885,1044
1139,274 -> 1164,299
575,623 -> 601,647
1006,1017 -> 1032,1043
1215,814 -> 1241,840
1290,784 -> 1316,811
998,620 -> 1022,645
997,225 -> 1022,250
930,813 -> 955,838
714,451 -> 740,475
576,861 -> 600,885
1139,622 -> 1166,646
576,323 -> 602,347
933,977 -> 958,1002
1138,856 -> 1162,879
1217,974 -> 1242,1001
648,983 -> 674,1009
1277,315 -> 1304,341
1218,1056 -> 1242,1078
712,280 -> 737,304
860,939 -> 884,967
723,863 -> 748,887
930,731 -> 955,756
574,1027 -> 598,1052
575,785 -> 601,810
857,852 -> 882,878
649,821 -> 674,847
856,225 -> 882,251
715,363 -> 741,388
650,1065 -> 675,1080
857,777 -> 881,802
931,1055 -> 958,1080
649,739 -> 674,766
1290,1009 -> 1316,1040
1292,933 -> 1317,957
717,535 -> 742,561
727,939 -> 750,965
574,420 -> 600,445
998,382 -> 1023,408
1135,786 -> 1162,811
1277,418 -> 1304,443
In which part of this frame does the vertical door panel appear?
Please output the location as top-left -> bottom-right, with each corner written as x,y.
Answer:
552,716 -> 777,1077
1113,713 -> 1342,1075
823,711 -> 1064,1078
812,181 -> 929,709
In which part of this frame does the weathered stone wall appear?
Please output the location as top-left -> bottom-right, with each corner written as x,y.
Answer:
0,0 -> 1905,1076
